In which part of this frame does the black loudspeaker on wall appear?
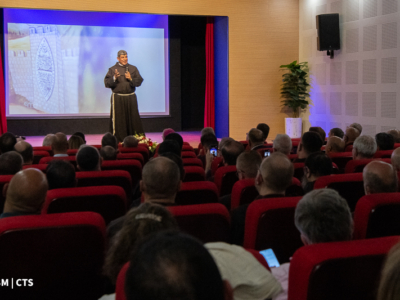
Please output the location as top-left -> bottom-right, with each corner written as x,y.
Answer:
316,13 -> 340,59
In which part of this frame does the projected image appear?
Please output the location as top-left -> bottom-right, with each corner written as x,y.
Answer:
6,22 -> 168,116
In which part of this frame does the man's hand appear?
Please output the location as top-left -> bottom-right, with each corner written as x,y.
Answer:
114,69 -> 120,80
125,71 -> 132,80
205,151 -> 214,174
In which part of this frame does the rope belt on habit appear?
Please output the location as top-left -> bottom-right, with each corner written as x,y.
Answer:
112,92 -> 136,134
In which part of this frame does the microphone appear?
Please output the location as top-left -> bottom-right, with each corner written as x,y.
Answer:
126,66 -> 129,73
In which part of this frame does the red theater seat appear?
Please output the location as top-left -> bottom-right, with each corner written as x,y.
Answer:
101,160 -> 142,186
116,262 -> 130,300
32,146 -> 52,155
314,173 -> 364,212
345,158 -> 391,173
183,166 -> 205,182
182,144 -> 194,152
22,164 -> 48,172
288,236 -> 400,300
394,143 -> 400,149
211,156 -> 223,174
43,186 -> 127,225
33,150 -> 50,164
90,145 -> 102,149
182,158 -> 204,168
293,162 -> 305,180
39,156 -> 77,169
175,181 -> 218,205
67,149 -> 78,156
168,203 -> 230,243
328,152 -> 353,173
214,165 -> 238,196
354,193 -> 400,239
116,153 -> 144,166
345,143 -> 353,152
181,151 -> 197,158
231,179 -> 258,210
119,146 -> 149,163
0,212 -> 106,300
373,150 -> 394,158
243,197 -> 303,264
0,175 -> 13,214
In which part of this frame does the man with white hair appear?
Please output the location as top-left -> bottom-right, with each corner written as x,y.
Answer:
352,135 -> 377,160
104,50 -> 144,141
273,134 -> 292,155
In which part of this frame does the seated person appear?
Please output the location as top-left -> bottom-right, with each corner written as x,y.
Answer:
46,160 -> 76,190
248,128 -> 268,151
14,141 -> 33,165
0,151 -> 23,175
1,169 -> 48,218
377,240 -> 400,300
0,132 -> 17,154
72,132 -> 86,144
296,131 -> 323,162
309,126 -> 326,144
100,146 -> 117,161
102,132 -> 118,150
42,134 -> 56,147
352,135 -> 377,160
230,152 -> 293,245
158,140 -> 181,157
363,161 -> 398,194
257,123 -> 270,142
76,145 -> 102,171
162,128 -> 175,141
164,132 -> 184,150
201,127 -> 215,137
122,136 -> 139,148
52,132 -> 69,157
350,123 -> 362,134
328,127 -> 344,139
391,147 -> 400,171
302,153 -> 333,193
68,135 -> 85,149
376,132 -> 395,151
344,127 -> 360,147
325,136 -> 345,155
125,231 -> 233,300
273,134 -> 292,156
198,133 -> 218,166
387,129 -> 400,143
272,188 -> 353,300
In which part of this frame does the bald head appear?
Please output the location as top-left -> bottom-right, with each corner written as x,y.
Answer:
14,141 -> 33,164
391,148 -> 400,172
256,152 -> 293,194
344,127 -> 360,145
363,161 -> 398,195
248,128 -> 265,148
4,169 -> 48,214
42,134 -> 56,147
325,136 -> 345,155
350,123 -> 362,134
123,136 -> 138,148
52,132 -> 69,154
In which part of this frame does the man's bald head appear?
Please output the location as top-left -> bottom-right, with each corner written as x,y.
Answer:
363,161 -> 398,195
257,152 -> 293,193
350,123 -> 362,134
344,127 -> 360,144
123,136 -> 138,148
14,141 -> 33,164
248,128 -> 265,148
0,151 -> 23,175
52,132 -> 69,154
391,148 -> 400,172
5,169 -> 48,213
42,134 -> 56,147
325,136 -> 345,155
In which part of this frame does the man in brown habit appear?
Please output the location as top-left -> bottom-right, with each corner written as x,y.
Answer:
104,50 -> 145,141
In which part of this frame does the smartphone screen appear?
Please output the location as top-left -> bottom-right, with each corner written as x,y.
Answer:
259,248 -> 280,268
264,150 -> 270,157
210,147 -> 217,157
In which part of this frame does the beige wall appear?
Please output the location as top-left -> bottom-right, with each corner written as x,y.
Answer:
1,0 -> 299,140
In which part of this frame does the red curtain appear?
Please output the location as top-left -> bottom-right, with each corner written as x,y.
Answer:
204,17 -> 215,129
0,46 -> 7,134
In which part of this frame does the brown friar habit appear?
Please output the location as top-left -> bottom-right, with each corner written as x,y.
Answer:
104,63 -> 144,142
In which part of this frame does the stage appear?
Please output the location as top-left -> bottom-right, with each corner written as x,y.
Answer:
25,131 -> 203,148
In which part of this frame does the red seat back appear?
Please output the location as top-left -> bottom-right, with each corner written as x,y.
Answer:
116,153 -> 144,166
288,236 -> 400,300
116,262 -> 130,300
168,203 -> 231,243
33,151 -> 50,164
293,163 -> 305,180
101,160 -> 142,186
39,156 -> 77,169
0,175 -> 14,214
181,151 -> 197,158
67,149 -> 78,156
119,146 -> 149,163
230,178 -> 258,210
0,212 -> 105,300
43,186 -> 127,225
175,181 -> 218,205
373,150 -> 394,158
32,146 -> 52,155
214,165 -> 238,196
244,197 -> 303,263
345,158 -> 391,173
211,156 -> 223,174
182,158 -> 204,168
314,173 -> 364,211
328,152 -> 353,173
183,166 -> 205,182
22,164 -> 48,172
182,144 -> 194,152
354,193 -> 400,239
345,143 -> 353,152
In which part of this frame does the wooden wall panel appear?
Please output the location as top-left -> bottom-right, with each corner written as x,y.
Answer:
0,0 -> 299,140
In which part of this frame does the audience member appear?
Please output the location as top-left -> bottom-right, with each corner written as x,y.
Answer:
100,146 -> 118,161
387,129 -> 400,143
123,136 -> 139,148
72,132 -> 86,144
272,189 -> 353,300
230,152 -> 293,245
14,141 -> 33,165
52,132 -> 69,157
1,169 -> 48,218
391,147 -> 400,172
201,127 -> 215,137
162,128 -> 175,141
68,135 -> 85,149
377,241 -> 400,300
376,132 -> 395,151
104,203 -> 178,284
198,133 -> 218,166
158,140 -> 181,157
102,132 -> 118,150
257,123 -> 270,141
221,140 -> 245,166
297,131 -> 323,161
328,128 -> 344,139
164,132 -> 184,149
42,134 -> 56,147
125,231 -> 232,300
325,136 -> 345,155
302,153 -> 333,193
0,151 -> 23,175
350,123 -> 363,134
248,128 -> 268,151
273,134 -> 292,155
159,152 -> 185,181
0,132 -> 17,154
352,135 -> 377,160
344,127 -> 360,147
46,160 -> 76,190
363,161 -> 398,195
76,145 -> 102,171
309,126 -> 326,144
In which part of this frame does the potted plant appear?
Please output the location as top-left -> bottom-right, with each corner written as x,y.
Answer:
280,61 -> 310,138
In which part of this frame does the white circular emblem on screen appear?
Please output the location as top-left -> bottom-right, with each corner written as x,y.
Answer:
36,38 -> 55,101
